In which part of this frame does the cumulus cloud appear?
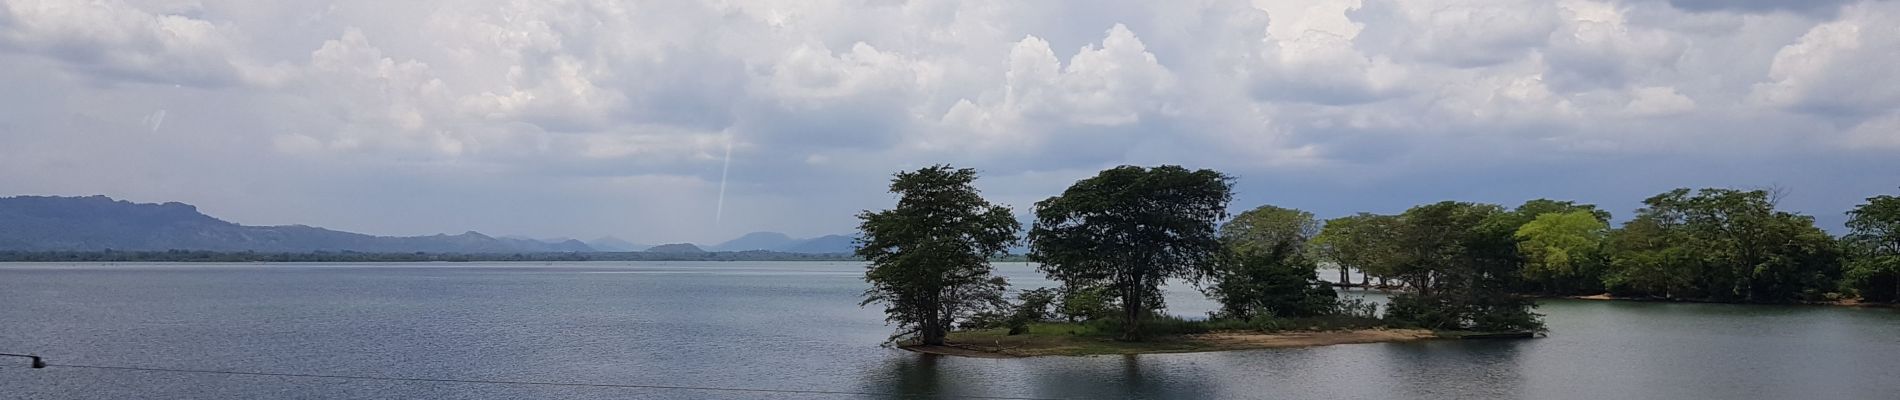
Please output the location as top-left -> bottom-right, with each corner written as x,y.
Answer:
1,0 -> 1897,242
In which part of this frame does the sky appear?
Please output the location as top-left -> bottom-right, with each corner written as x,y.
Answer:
0,0 -> 1896,244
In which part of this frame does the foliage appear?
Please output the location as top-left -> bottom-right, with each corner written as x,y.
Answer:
1601,188 -> 1842,302
1844,194 -> 1900,302
1005,288 -> 1060,334
1208,205 -> 1336,319
1028,165 -> 1233,341
856,165 -> 1021,345
1057,285 -> 1118,322
1514,210 -> 1610,294
1382,201 -> 1545,332
1310,213 -> 1404,285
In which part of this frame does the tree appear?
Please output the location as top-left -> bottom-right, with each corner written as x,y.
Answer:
1028,165 -> 1233,341
1382,201 -> 1544,332
1602,188 -> 1840,302
1209,205 -> 1336,319
1515,210 -> 1609,294
856,165 -> 1021,345
1310,213 -> 1404,287
1845,193 -> 1900,302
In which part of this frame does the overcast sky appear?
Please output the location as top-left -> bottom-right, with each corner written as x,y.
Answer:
1,0 -> 1895,244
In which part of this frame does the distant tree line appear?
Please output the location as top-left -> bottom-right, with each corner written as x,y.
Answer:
1316,189 -> 1900,305
0,249 -> 859,262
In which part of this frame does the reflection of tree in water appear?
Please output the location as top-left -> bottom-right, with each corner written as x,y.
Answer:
863,354 -> 985,399
1028,354 -> 1221,399
885,355 -> 944,398
1378,341 -> 1528,399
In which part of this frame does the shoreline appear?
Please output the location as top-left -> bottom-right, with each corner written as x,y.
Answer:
1555,294 -> 1900,309
900,328 -> 1478,358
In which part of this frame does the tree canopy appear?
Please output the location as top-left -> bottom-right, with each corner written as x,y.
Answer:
1602,188 -> 1840,302
1515,210 -> 1610,293
1380,201 -> 1545,332
1845,193 -> 1900,302
1209,205 -> 1336,319
856,165 -> 1021,345
1310,213 -> 1404,286
1028,165 -> 1233,341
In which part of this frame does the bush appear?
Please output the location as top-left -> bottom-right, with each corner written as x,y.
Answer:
1004,288 -> 1059,335
1206,248 -> 1337,320
1058,285 -> 1118,322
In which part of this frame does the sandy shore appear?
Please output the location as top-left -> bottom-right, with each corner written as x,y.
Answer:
902,328 -> 1440,358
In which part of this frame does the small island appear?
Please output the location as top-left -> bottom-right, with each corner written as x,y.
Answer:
854,166 -> 1546,359
904,326 -> 1442,358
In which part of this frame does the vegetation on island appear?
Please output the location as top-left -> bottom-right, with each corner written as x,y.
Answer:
1027,166 -> 1235,341
855,166 -> 1022,346
856,164 -> 1545,357
856,164 -> 1900,356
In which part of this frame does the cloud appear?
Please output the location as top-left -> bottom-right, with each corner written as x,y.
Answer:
0,0 -> 285,86
1,0 -> 1897,241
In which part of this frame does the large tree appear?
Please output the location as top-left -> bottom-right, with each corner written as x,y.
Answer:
1310,213 -> 1404,287
1515,210 -> 1610,294
1845,193 -> 1900,302
1209,205 -> 1335,319
1382,201 -> 1545,332
856,165 -> 1021,345
1028,165 -> 1233,341
1602,188 -> 1840,302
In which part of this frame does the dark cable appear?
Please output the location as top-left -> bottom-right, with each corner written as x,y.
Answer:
42,363 -> 1067,400
0,353 -> 45,368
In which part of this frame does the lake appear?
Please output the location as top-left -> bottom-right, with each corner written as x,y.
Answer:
3,262 -> 1897,399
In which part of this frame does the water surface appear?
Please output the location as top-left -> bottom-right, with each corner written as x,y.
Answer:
2,262 -> 1896,399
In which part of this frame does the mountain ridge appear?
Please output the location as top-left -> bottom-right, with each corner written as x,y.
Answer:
0,195 -> 593,253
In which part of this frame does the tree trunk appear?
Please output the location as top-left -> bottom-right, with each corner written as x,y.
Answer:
1339,266 -> 1350,286
1121,282 -> 1143,342
921,293 -> 945,345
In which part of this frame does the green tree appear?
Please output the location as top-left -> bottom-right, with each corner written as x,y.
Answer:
1028,165 -> 1233,341
1845,193 -> 1900,302
1382,201 -> 1544,332
1311,213 -> 1404,287
856,165 -> 1021,345
1515,210 -> 1609,294
1209,205 -> 1336,319
1602,188 -> 1841,302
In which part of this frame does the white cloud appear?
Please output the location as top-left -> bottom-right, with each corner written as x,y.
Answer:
2,0 -> 1898,240
1753,2 -> 1900,117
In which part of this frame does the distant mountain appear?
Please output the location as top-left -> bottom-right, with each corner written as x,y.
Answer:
782,234 -> 857,254
586,236 -> 649,252
645,243 -> 705,253
0,195 -> 595,253
697,231 -> 858,254
710,231 -> 797,251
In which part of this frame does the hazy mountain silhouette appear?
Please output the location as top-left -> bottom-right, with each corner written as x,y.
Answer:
781,234 -> 857,254
645,243 -> 706,253
0,196 -> 595,253
711,231 -> 798,251
586,236 -> 650,252
698,232 -> 858,254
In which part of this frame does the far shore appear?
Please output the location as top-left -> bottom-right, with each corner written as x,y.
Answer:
1558,293 -> 1900,308
899,328 -> 1527,358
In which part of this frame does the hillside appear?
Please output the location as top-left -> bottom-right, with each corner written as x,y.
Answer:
0,196 -> 595,253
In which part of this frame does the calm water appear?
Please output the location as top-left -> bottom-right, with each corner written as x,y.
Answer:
2,262 -> 1897,399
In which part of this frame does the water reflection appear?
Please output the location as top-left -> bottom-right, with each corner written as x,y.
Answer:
865,354 -> 940,398
1380,341 -> 1528,399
